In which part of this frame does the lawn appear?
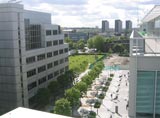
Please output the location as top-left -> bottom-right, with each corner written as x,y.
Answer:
69,54 -> 104,73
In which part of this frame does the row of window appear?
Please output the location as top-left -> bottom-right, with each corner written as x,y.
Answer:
27,66 -> 68,91
27,57 -> 68,78
26,48 -> 68,64
46,40 -> 63,47
46,30 -> 59,36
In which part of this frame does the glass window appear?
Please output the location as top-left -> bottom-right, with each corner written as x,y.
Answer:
38,65 -> 46,73
48,73 -> 53,80
60,68 -> 64,74
53,50 -> 58,56
27,69 -> 36,78
54,60 -> 59,66
136,71 -> 155,116
38,76 -> 46,85
65,57 -> 68,62
59,59 -> 64,64
53,40 -> 58,46
64,48 -> 68,53
46,41 -> 52,47
47,52 -> 52,58
47,63 -> 53,69
54,70 -> 59,77
59,40 -> 63,44
28,81 -> 37,91
46,30 -> 51,36
26,56 -> 35,64
53,30 -> 58,35
59,49 -> 63,54
37,54 -> 45,61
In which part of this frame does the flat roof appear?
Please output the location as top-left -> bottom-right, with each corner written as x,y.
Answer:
143,5 -> 160,22
1,107 -> 72,118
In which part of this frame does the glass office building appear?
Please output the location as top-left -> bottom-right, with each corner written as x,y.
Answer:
129,5 -> 160,118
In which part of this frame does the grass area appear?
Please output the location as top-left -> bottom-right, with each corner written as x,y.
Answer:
69,54 -> 103,73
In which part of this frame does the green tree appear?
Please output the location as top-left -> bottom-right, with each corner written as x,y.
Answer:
48,81 -> 60,100
81,75 -> 92,85
65,88 -> 81,107
113,44 -> 125,53
87,38 -> 94,48
36,88 -> 50,107
64,37 -> 74,50
74,81 -> 88,93
77,39 -> 85,49
54,98 -> 71,116
92,35 -> 105,51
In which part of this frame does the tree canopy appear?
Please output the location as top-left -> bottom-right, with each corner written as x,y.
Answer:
54,98 -> 71,116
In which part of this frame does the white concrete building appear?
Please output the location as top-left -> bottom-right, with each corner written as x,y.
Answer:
129,5 -> 160,118
0,3 -> 69,114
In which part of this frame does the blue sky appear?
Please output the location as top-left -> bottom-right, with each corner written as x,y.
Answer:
1,0 -> 159,28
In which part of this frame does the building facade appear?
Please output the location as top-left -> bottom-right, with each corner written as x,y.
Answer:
115,19 -> 122,36
129,5 -> 160,118
126,20 -> 132,32
102,20 -> 109,33
0,3 -> 69,114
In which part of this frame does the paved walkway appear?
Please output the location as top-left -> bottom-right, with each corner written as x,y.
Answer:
97,70 -> 129,118
78,69 -> 129,118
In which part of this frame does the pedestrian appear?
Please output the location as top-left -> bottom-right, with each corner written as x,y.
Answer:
111,94 -> 112,98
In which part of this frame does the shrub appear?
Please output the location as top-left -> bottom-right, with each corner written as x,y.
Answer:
98,93 -> 105,99
102,87 -> 108,92
88,111 -> 96,118
110,74 -> 114,77
108,77 -> 112,81
94,101 -> 101,108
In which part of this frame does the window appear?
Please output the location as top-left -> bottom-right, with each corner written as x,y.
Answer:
38,65 -> 46,73
54,50 -> 58,56
47,52 -> 52,58
28,81 -> 37,91
54,70 -> 59,77
60,59 -> 64,64
48,73 -> 53,80
37,54 -> 45,61
27,69 -> 36,78
53,40 -> 58,46
59,49 -> 63,54
53,30 -> 58,35
47,63 -> 53,69
54,60 -> 59,66
46,41 -> 52,47
64,48 -> 68,53
59,40 -> 63,44
38,76 -> 46,85
65,57 -> 68,62
60,68 -> 64,74
46,30 -> 51,36
26,56 -> 35,64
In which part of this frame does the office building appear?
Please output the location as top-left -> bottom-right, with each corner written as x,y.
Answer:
126,20 -> 132,32
0,3 -> 69,114
115,19 -> 122,36
129,5 -> 160,118
102,20 -> 109,33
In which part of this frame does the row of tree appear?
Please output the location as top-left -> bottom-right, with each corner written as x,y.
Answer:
54,61 -> 104,116
65,38 -> 85,50
31,70 -> 75,108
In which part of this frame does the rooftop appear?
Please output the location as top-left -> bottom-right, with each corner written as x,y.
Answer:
143,5 -> 160,22
1,107 -> 72,118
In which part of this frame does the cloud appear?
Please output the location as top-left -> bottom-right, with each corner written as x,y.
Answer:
0,0 -> 158,28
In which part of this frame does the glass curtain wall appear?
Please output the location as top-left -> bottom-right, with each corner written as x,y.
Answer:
136,71 -> 160,118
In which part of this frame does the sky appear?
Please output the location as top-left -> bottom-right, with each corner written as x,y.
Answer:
0,0 -> 160,28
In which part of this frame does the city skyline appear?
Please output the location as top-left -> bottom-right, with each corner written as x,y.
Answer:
0,0 -> 159,28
